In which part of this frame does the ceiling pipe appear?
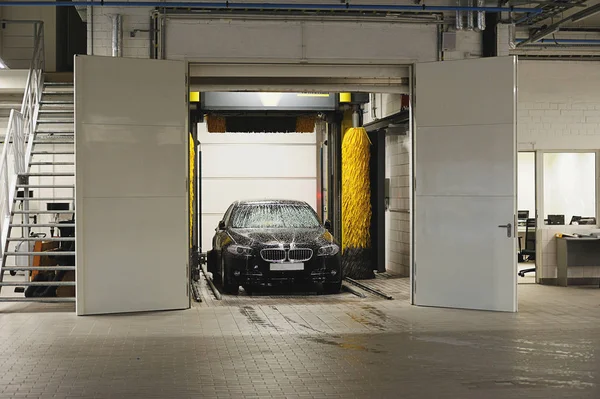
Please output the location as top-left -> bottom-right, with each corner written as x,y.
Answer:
0,1 -> 543,14
517,2 -> 600,47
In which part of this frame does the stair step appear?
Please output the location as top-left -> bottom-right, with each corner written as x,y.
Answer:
0,281 -> 75,287
16,185 -> 74,189
9,224 -> 74,228
0,297 -> 75,303
42,88 -> 73,94
14,197 -> 74,201
40,100 -> 74,105
44,82 -> 73,87
13,210 -> 73,215
3,266 -> 75,271
4,251 -> 76,256
29,162 -> 74,166
20,172 -> 74,177
7,237 -> 75,242
38,109 -> 73,114
35,132 -> 74,136
31,151 -> 74,155
33,141 -> 74,145
37,120 -> 74,124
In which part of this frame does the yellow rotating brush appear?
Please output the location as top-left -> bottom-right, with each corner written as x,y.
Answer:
341,126 -> 374,279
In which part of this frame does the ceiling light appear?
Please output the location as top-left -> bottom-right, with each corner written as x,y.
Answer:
258,92 -> 282,107
572,9 -> 600,23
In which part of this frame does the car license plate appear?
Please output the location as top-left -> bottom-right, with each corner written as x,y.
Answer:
270,263 -> 304,271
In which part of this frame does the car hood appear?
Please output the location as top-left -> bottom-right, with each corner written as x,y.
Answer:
228,228 -> 334,248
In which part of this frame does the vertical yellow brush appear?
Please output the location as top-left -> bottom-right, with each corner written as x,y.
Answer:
341,126 -> 374,279
189,133 -> 195,248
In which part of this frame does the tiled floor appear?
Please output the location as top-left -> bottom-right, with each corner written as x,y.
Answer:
0,275 -> 599,398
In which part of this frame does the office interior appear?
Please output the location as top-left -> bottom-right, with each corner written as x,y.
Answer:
517,151 -> 598,285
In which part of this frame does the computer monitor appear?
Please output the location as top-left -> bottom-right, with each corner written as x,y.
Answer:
570,216 -> 582,225
518,210 -> 529,220
548,214 -> 565,225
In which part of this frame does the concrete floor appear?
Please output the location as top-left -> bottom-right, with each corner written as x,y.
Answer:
0,278 -> 599,398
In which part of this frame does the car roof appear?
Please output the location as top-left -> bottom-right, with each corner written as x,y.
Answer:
235,199 -> 310,206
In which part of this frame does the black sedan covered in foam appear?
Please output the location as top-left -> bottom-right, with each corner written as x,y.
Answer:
207,200 -> 342,295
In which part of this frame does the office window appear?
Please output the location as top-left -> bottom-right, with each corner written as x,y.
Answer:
518,152 -> 535,219
543,152 -> 596,225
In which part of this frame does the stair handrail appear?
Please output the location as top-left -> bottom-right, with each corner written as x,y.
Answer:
0,21 -> 45,257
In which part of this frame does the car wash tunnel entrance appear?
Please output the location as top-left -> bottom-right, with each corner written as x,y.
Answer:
188,69 -> 411,302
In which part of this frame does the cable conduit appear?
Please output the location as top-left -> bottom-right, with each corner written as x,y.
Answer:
0,2 -> 542,14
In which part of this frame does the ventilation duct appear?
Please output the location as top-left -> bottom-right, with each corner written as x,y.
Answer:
456,0 -> 486,32
456,0 -> 465,31
111,14 -> 123,57
476,0 -> 486,32
467,0 -> 474,31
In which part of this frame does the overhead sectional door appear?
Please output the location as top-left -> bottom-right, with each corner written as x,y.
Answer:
413,57 -> 517,312
75,56 -> 188,315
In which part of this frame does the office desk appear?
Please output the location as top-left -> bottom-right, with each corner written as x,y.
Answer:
556,237 -> 600,287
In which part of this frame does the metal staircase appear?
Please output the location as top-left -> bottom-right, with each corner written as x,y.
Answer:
0,21 -> 76,305
0,80 -> 75,303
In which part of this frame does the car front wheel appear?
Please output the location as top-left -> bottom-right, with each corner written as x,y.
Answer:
221,256 -> 239,295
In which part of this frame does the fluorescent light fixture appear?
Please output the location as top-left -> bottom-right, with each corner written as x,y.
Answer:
534,27 -> 560,42
572,9 -> 600,23
0,58 -> 7,69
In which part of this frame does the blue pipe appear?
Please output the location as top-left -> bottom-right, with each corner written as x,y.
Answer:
516,38 -> 600,44
0,1 -> 542,14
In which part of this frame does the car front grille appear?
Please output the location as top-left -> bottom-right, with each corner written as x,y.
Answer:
260,248 -> 313,262
288,248 -> 313,262
260,248 -> 286,262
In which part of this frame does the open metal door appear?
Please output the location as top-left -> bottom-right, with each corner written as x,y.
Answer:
75,56 -> 188,315
413,57 -> 517,312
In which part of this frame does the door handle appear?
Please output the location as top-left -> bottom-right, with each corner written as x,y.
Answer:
498,223 -> 512,238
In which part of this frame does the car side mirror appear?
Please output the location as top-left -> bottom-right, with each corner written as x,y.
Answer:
324,220 -> 332,231
218,220 -> 226,231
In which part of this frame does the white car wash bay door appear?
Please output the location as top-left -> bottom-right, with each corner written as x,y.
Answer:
413,56 -> 517,312
75,56 -> 188,315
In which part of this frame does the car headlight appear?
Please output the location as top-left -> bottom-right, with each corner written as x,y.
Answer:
227,245 -> 253,257
317,244 -> 339,257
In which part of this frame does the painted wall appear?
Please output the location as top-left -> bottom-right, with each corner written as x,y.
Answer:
0,6 -> 56,71
86,1 -> 482,63
198,124 -> 317,253
518,152 -> 535,218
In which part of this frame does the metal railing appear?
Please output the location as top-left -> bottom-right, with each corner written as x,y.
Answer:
0,21 -> 45,256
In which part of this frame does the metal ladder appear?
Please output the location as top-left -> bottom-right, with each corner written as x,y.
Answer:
0,80 -> 75,303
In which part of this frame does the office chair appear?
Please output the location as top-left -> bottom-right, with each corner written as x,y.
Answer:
518,218 -> 536,277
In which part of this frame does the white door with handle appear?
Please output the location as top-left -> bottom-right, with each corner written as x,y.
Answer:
413,56 -> 517,312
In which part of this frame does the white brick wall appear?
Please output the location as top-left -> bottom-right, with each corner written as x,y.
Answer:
364,94 -> 411,276
444,30 -> 482,60
518,61 -> 600,150
386,134 -> 411,277
89,6 -> 153,58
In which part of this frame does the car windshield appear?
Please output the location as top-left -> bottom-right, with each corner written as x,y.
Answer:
230,203 -> 321,229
